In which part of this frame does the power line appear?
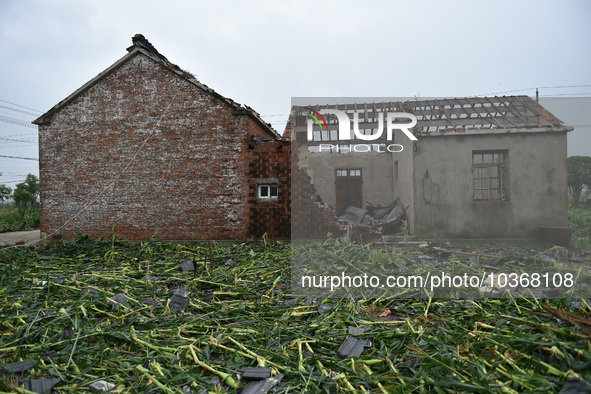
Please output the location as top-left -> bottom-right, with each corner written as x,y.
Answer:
0,104 -> 41,118
0,98 -> 43,114
0,132 -> 38,138
0,145 -> 38,150
477,84 -> 591,97
0,171 -> 33,177
0,154 -> 38,161
539,92 -> 591,97
0,136 -> 38,144
535,84 -> 591,90
0,115 -> 38,129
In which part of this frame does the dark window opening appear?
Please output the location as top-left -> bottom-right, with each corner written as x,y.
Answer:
258,184 -> 278,200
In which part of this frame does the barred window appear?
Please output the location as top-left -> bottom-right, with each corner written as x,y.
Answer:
473,151 -> 507,201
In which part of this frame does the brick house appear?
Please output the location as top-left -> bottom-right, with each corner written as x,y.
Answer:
33,35 -> 290,240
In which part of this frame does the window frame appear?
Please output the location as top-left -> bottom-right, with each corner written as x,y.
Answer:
336,169 -> 362,178
256,178 -> 279,202
472,151 -> 508,201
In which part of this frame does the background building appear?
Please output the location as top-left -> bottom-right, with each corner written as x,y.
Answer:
291,97 -> 572,239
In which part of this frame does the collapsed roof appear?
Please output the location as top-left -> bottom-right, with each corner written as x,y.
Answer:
293,95 -> 573,140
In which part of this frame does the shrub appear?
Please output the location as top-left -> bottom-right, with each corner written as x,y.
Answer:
0,207 -> 40,232
568,208 -> 591,249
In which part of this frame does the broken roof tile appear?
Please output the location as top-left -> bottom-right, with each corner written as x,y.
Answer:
242,367 -> 272,380
2,359 -> 37,374
25,377 -> 61,393
169,294 -> 189,313
240,378 -> 278,394
337,336 -> 365,358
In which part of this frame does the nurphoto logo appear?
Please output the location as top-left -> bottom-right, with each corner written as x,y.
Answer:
305,108 -> 418,153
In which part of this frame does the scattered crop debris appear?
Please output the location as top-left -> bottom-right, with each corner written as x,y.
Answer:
0,235 -> 590,392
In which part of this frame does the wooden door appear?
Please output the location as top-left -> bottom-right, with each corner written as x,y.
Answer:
335,169 -> 362,215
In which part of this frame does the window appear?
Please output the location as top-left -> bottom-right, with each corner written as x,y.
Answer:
473,151 -> 507,201
258,184 -> 278,200
256,178 -> 279,201
336,169 -> 362,177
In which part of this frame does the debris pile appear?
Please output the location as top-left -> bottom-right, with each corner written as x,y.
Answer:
340,198 -> 407,236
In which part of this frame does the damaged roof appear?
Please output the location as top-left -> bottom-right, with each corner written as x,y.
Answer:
33,34 -> 280,139
293,96 -> 573,138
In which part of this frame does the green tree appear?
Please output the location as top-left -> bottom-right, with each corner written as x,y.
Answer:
13,174 -> 40,219
18,174 -> 40,199
0,184 -> 11,207
13,189 -> 37,219
567,156 -> 591,208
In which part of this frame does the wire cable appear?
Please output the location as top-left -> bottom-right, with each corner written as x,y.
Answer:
0,154 -> 38,161
39,102 -> 173,242
0,98 -> 43,114
476,84 -> 591,97
0,104 -> 41,117
0,115 -> 38,129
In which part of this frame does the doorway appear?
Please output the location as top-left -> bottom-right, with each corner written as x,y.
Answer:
335,169 -> 362,215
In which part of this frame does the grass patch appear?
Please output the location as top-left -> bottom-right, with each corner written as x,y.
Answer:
0,237 -> 590,392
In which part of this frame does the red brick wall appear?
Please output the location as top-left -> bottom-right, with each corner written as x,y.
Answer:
38,51 -> 279,240
248,139 -> 291,239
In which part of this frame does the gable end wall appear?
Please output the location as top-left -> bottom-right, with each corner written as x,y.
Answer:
39,52 -> 274,240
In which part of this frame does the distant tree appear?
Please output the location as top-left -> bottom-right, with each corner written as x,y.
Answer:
0,184 -> 11,207
13,189 -> 37,219
13,174 -> 40,218
17,174 -> 40,199
567,156 -> 591,208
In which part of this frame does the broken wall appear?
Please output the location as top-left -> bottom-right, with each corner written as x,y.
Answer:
392,131 -> 415,233
307,152 -> 394,211
291,141 -> 343,240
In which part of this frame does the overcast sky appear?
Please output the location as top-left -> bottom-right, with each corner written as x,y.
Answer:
1,0 -> 590,189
